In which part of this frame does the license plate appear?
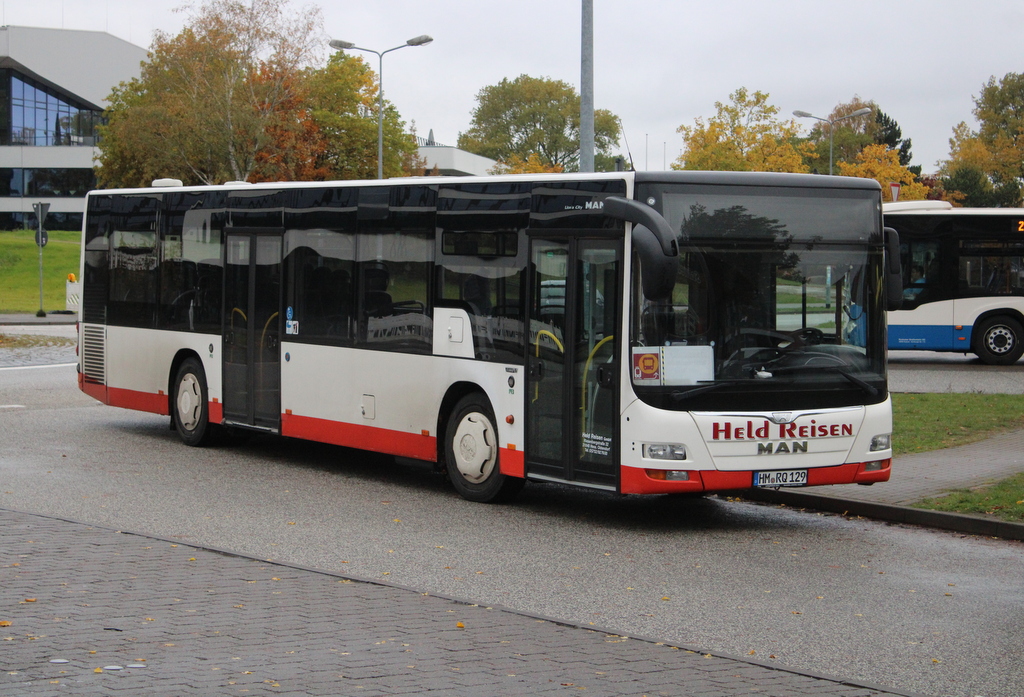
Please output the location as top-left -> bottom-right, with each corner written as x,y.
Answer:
753,469 -> 808,487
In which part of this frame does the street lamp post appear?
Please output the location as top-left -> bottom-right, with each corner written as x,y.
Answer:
793,107 -> 873,175
329,34 -> 433,180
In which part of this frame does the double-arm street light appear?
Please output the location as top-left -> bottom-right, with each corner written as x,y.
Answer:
793,107 -> 873,175
328,34 -> 433,179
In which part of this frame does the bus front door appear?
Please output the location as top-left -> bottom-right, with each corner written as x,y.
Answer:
223,232 -> 283,431
527,238 -> 621,490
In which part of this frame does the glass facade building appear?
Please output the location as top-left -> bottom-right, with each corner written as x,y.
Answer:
0,25 -> 147,230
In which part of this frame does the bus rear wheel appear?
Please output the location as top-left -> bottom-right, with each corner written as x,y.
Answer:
974,316 -> 1024,365
173,357 -> 215,446
444,394 -> 524,503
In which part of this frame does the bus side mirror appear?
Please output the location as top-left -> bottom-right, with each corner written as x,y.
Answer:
884,227 -> 903,311
603,196 -> 678,300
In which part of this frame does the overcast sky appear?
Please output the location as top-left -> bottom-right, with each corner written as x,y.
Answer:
6,0 -> 1021,174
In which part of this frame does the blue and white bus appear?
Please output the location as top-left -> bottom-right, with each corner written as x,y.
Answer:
885,200 -> 1024,364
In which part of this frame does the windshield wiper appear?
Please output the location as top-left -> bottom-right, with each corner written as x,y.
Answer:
671,380 -> 743,401
767,364 -> 879,397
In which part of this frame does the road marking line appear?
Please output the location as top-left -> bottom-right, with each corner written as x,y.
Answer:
0,404 -> 26,409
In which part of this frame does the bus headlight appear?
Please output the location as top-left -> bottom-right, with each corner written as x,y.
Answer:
644,443 -> 686,460
870,434 -> 891,452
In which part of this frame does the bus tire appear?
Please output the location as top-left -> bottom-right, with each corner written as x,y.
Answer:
973,316 -> 1024,365
172,357 -> 215,446
444,394 -> 524,503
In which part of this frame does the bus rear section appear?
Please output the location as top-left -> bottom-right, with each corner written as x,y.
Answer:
79,172 -> 895,503
885,200 -> 1024,365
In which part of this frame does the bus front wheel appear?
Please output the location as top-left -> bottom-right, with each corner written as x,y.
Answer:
173,357 -> 215,446
444,394 -> 524,503
974,316 -> 1024,365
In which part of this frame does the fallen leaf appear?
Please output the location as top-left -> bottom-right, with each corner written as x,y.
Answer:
456,622 -> 465,628
24,599 -> 36,603
94,668 -> 103,673
0,622 -> 10,627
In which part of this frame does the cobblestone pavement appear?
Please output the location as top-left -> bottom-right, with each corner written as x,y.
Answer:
0,508 -> 912,697
0,324 -> 77,368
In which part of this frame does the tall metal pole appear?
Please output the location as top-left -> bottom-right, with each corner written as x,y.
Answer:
579,0 -> 595,173
376,52 -> 385,180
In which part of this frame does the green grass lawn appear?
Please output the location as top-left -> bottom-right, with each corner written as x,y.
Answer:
892,393 -> 1024,523
0,230 -> 81,313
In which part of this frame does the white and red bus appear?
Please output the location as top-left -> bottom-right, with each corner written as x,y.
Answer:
78,171 -> 899,502
885,200 -> 1024,364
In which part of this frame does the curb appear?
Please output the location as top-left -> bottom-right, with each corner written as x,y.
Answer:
735,489 -> 1024,541
0,313 -> 77,326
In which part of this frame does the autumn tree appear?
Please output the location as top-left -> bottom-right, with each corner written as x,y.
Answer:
489,153 -> 565,175
937,73 -> 1024,206
457,74 -> 621,172
305,52 -> 417,180
795,97 -> 876,173
837,144 -> 929,201
98,0 -> 324,187
673,88 -> 813,173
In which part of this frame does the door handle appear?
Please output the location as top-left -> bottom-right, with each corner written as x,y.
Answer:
597,364 -> 614,388
529,361 -> 544,379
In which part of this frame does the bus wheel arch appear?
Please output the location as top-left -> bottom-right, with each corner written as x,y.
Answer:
973,314 -> 1024,365
171,353 -> 215,446
441,387 -> 524,503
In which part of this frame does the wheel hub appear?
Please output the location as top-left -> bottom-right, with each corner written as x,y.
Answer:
177,375 -> 201,430
986,327 -> 1014,354
453,413 -> 496,483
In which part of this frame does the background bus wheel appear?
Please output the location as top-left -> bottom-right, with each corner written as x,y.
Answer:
974,316 -> 1024,365
173,357 -> 215,446
445,394 -> 524,503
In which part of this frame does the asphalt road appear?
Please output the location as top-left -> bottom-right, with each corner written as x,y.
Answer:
1,363 -> 1023,697
889,349 -> 1024,393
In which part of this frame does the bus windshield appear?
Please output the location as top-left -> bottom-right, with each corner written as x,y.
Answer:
631,182 -> 886,411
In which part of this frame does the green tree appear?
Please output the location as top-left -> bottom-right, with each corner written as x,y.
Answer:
874,110 -> 913,168
975,73 -> 1024,185
306,52 -> 416,180
97,0 -> 323,187
674,87 -> 813,172
457,74 -> 621,172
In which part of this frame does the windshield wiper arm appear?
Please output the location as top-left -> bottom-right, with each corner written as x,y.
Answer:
768,364 -> 879,397
671,380 -> 743,401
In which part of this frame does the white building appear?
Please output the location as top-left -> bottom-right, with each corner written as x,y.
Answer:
414,131 -> 496,176
0,26 -> 148,230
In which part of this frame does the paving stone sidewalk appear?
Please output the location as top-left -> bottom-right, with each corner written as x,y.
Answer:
0,508 -> 912,697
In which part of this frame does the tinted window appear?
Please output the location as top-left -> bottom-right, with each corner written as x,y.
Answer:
160,191 -> 226,333
437,182 -> 530,362
108,194 -> 162,327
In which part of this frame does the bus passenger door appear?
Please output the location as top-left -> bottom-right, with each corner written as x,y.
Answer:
223,232 -> 282,431
526,237 -> 621,490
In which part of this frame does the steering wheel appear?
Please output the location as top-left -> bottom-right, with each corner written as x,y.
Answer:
791,327 -> 824,345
